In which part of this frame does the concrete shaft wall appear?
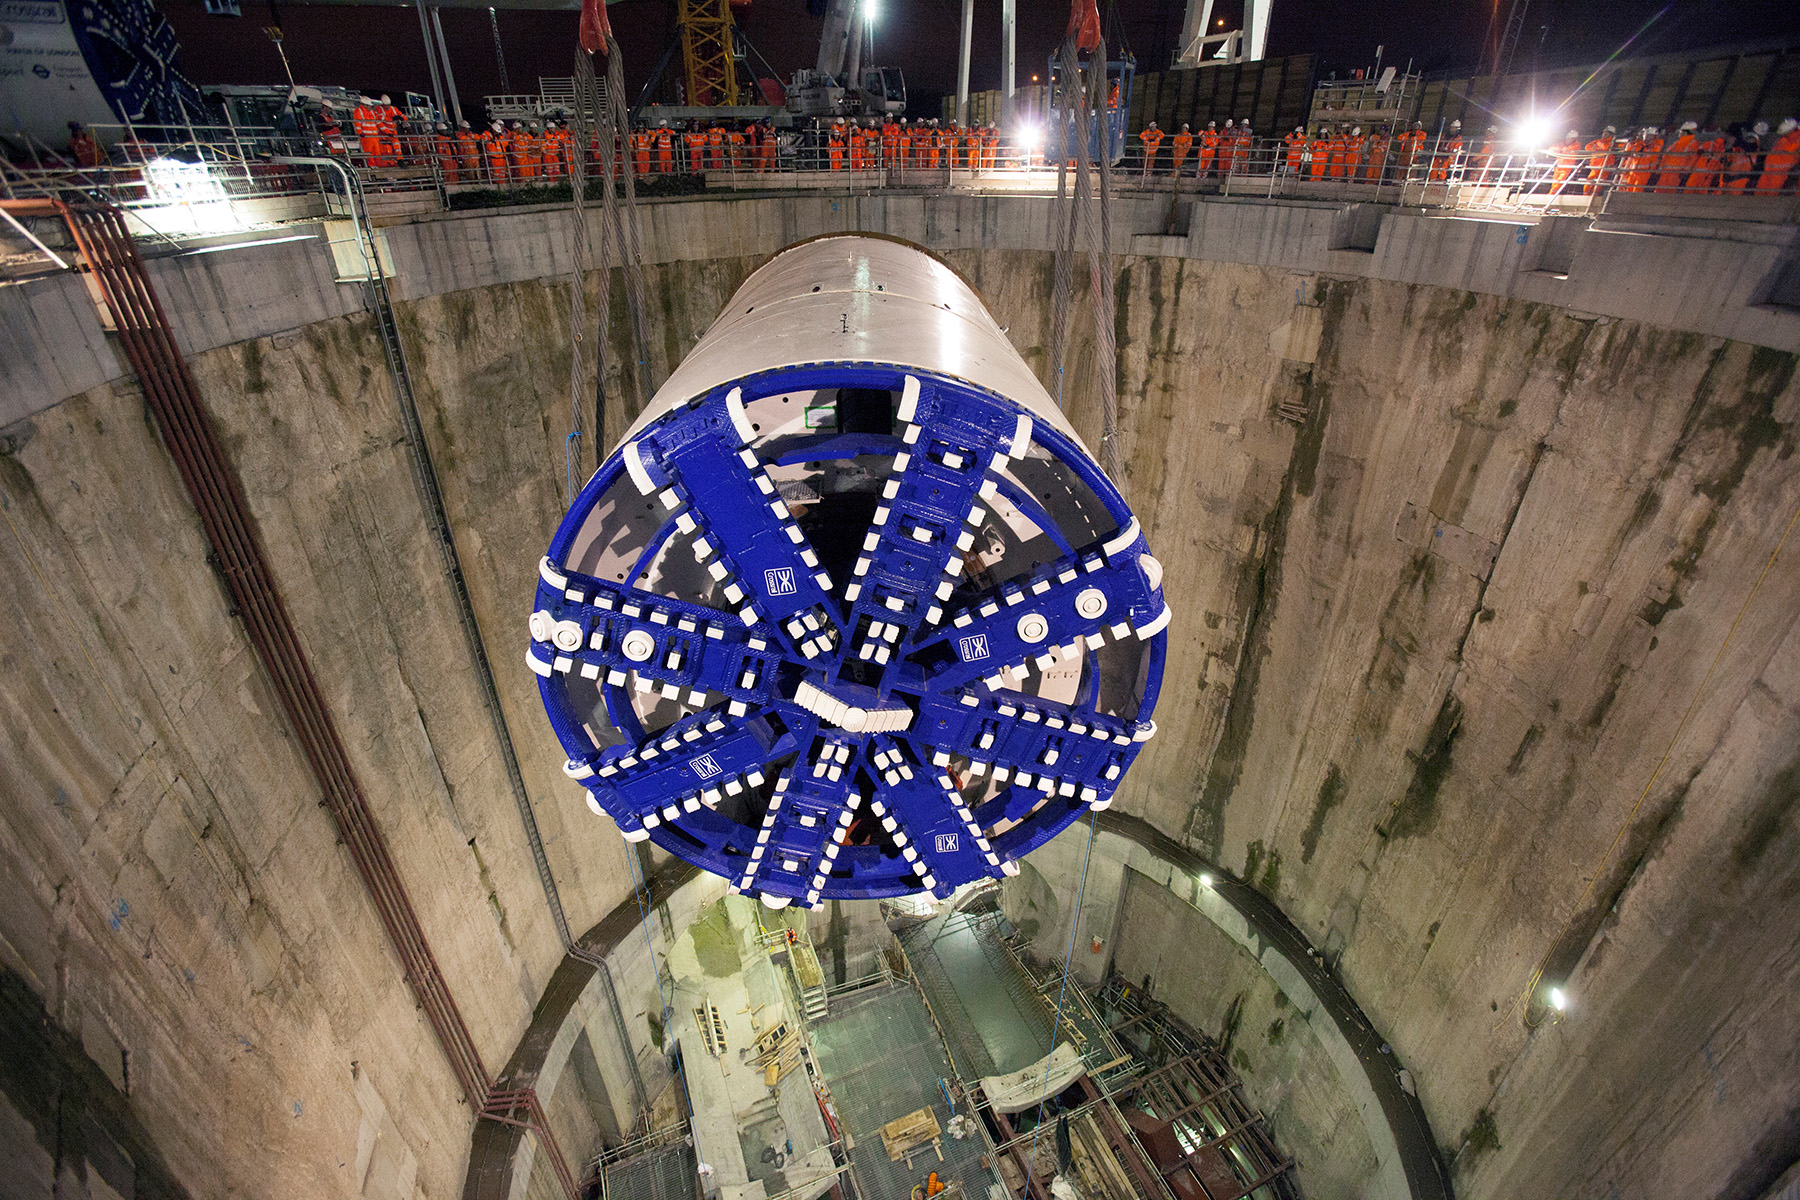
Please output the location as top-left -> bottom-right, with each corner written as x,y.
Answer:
1,193 -> 1796,1200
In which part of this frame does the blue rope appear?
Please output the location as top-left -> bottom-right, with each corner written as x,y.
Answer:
1025,807 -> 1100,1171
624,846 -> 674,1029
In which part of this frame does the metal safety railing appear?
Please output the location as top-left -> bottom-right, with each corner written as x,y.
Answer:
6,124 -> 1795,267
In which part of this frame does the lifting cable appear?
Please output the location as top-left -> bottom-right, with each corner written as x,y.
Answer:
564,31 -> 655,506
1047,19 -> 1127,500
1027,5 -> 1112,1173
560,9 -> 680,1133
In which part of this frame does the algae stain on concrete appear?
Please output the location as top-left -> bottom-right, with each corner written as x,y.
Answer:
1300,764 -> 1347,865
1383,692 -> 1463,840
691,899 -> 742,978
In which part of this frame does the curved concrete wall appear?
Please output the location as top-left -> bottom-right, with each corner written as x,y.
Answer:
1,192 -> 1796,1200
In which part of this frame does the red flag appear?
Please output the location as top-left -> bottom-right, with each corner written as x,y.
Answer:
579,0 -> 612,54
1066,0 -> 1100,53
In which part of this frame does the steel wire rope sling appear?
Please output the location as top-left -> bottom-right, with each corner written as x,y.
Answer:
566,1 -> 682,1134
1028,0 -> 1116,1180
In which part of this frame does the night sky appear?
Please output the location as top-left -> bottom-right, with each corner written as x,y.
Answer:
160,0 -> 1800,119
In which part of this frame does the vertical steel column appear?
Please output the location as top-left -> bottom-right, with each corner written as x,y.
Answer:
956,0 -> 973,127
415,0 -> 447,117
431,7 -> 464,127
1000,0 -> 1016,123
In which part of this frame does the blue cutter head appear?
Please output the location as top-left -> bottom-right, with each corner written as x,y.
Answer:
530,365 -> 1167,907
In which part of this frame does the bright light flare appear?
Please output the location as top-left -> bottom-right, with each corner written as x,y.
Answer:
1548,986 -> 1568,1012
140,157 -> 243,237
863,0 -> 877,23
1017,122 -> 1044,150
1512,115 -> 1558,150
1198,873 -> 1214,888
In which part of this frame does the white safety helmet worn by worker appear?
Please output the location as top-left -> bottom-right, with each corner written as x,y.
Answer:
1778,118 -> 1798,134
458,119 -> 471,130
511,121 -> 523,130
1207,120 -> 1216,128
1680,120 -> 1697,131
1181,123 -> 1190,131
1148,121 -> 1158,129
1450,119 -> 1461,129
659,119 -> 669,127
491,121 -> 504,132
1567,129 -> 1579,138
1352,126 -> 1361,136
435,122 -> 447,132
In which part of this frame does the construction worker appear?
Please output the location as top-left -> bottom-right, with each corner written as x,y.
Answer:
1197,121 -> 1219,177
1283,126 -> 1306,174
1581,126 -> 1618,193
353,98 -> 382,165
1545,129 -> 1581,194
1326,125 -> 1349,178
1757,117 -> 1799,193
1621,127 -> 1661,192
1395,121 -> 1426,177
928,119 -> 945,169
1655,121 -> 1698,193
1215,119 -> 1235,173
881,115 -> 899,167
515,121 -> 542,179
1170,123 -> 1194,175
376,94 -> 403,166
843,121 -> 861,170
631,125 -> 652,176
484,120 -> 511,184
316,105 -> 347,157
655,120 -> 675,173
1237,123 -> 1254,171
1430,119 -> 1463,181
1138,121 -> 1164,175
759,121 -> 779,171
1686,125 -> 1727,193
707,122 -> 726,171
1720,125 -> 1759,192
1308,125 -> 1330,179
1467,126 -> 1498,186
433,122 -> 459,183
453,119 -> 482,181
828,118 -> 846,171
685,122 -> 707,173
964,123 -> 982,170
1363,125 -> 1388,182
726,123 -> 747,169
66,121 -> 104,168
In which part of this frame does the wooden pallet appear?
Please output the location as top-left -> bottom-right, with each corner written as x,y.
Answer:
881,1107 -> 944,1168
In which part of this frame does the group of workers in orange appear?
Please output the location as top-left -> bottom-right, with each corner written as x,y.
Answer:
1132,113 -> 1799,195
424,118 -> 583,185
1136,118 -> 1260,176
820,116 -> 1004,171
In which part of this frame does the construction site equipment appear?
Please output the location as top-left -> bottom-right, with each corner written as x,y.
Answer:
529,236 -> 1169,904
881,1107 -> 944,1167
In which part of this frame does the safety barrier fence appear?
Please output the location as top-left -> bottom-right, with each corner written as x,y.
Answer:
5,125 -> 1795,263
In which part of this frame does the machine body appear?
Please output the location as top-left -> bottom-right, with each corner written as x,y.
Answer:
529,236 -> 1167,905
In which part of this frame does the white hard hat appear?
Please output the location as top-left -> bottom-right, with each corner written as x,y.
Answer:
1352,126 -> 1361,135
659,119 -> 668,126
380,94 -> 391,104
1778,117 -> 1798,134
1680,120 -> 1697,131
